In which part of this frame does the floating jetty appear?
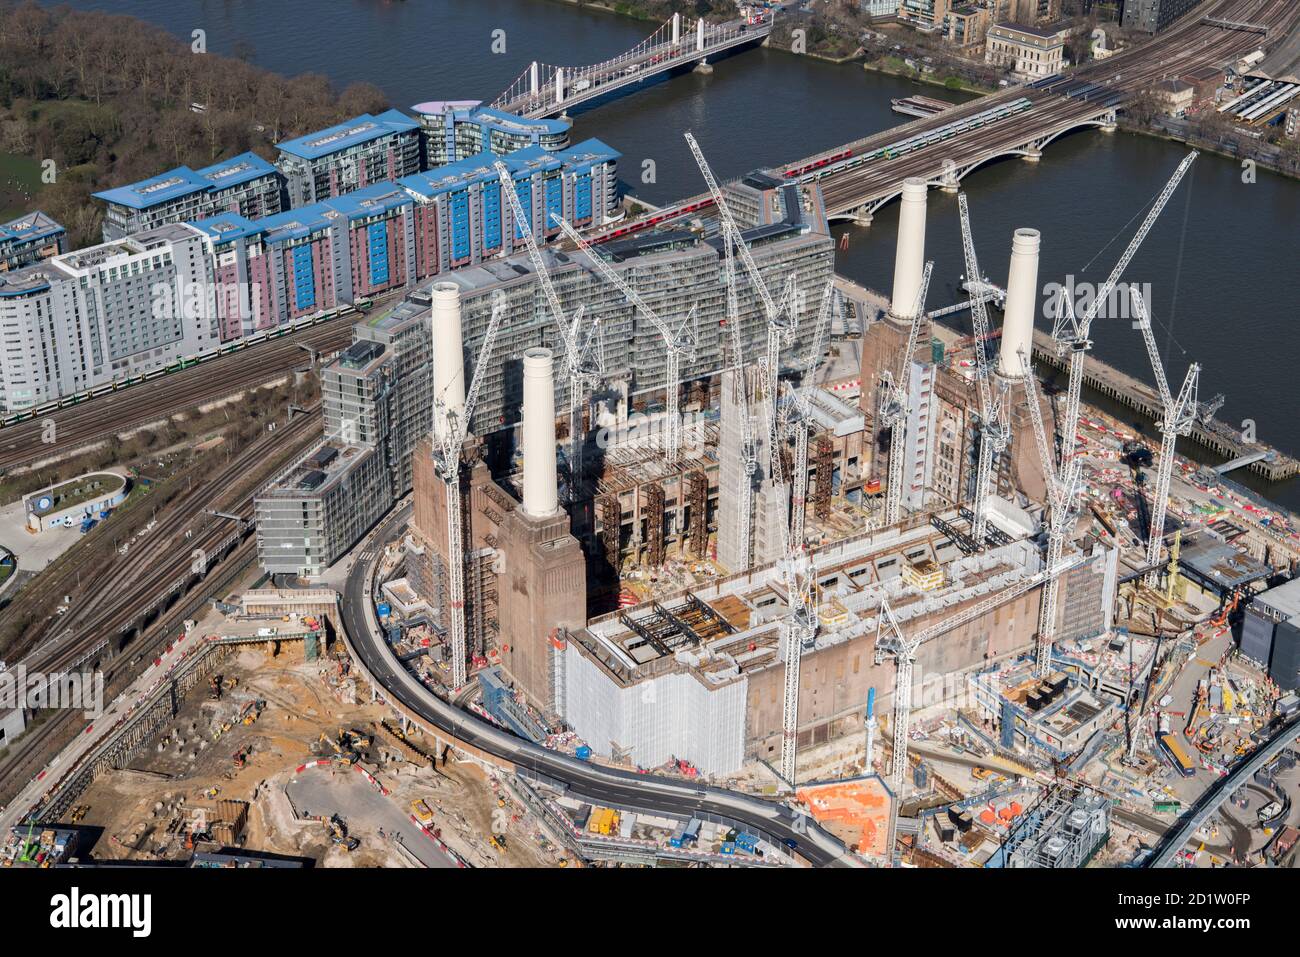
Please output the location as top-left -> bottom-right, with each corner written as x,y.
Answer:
891,95 -> 957,119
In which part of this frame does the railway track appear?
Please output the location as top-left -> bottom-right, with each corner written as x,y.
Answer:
0,319 -> 350,473
0,536 -> 259,811
798,0 -> 1300,213
11,406 -> 320,672
0,406 -> 320,805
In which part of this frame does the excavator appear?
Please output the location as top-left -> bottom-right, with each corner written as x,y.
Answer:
325,814 -> 359,852
318,727 -> 371,767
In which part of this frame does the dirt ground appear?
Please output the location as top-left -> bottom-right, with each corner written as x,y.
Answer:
67,645 -> 563,867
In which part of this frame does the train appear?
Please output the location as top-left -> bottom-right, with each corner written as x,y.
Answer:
591,196 -> 717,244
0,306 -> 356,429
780,97 -> 1035,182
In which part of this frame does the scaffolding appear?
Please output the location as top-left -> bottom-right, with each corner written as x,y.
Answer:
997,784 -> 1111,868
643,483 -> 666,569
813,433 -> 833,522
685,470 -> 708,557
467,547 -> 499,658
599,494 -> 622,572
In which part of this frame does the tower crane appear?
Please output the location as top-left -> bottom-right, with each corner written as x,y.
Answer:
874,550 -> 1084,792
432,291 -> 508,689
494,163 -> 604,499
956,193 -> 1008,547
720,226 -> 759,571
684,131 -> 799,483
1129,288 -> 1200,589
1051,152 -> 1197,471
785,281 -> 839,553
770,281 -> 837,785
1020,346 -> 1084,678
554,215 -> 697,465
878,261 -> 934,528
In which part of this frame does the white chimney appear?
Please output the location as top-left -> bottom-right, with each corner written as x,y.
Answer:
997,228 -> 1041,379
431,282 -> 465,444
889,177 -> 929,320
521,347 -> 559,519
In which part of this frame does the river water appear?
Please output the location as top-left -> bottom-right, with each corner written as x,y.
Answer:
51,0 -> 1300,507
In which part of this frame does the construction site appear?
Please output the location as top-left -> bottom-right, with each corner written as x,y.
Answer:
12,138 -> 1300,871
267,128 -> 1296,870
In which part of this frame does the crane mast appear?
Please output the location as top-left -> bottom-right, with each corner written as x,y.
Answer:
555,215 -> 696,465
1130,288 -> 1200,588
495,164 -> 602,499
432,291 -> 507,688
772,281 -> 839,786
1020,349 -> 1082,678
720,229 -> 759,570
787,282 -> 838,553
879,261 -> 934,528
1052,152 -> 1198,474
956,193 -> 1008,546
684,130 -> 799,482
875,552 -> 1085,790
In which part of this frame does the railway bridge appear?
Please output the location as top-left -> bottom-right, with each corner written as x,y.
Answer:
811,85 -> 1122,224
491,11 -> 771,120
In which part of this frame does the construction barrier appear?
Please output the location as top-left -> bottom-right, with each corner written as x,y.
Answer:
354,763 -> 389,796
409,814 -> 469,868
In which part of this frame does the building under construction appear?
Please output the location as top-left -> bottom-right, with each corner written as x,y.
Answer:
350,157 -> 1119,780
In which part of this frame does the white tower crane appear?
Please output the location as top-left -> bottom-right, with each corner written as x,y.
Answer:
720,227 -> 759,570
494,163 -> 603,498
874,552 -> 1082,791
554,216 -> 697,464
1020,346 -> 1084,678
956,193 -> 1008,547
1052,152 -> 1198,471
785,281 -> 839,553
770,281 -> 837,786
878,261 -> 934,528
684,131 -> 799,483
1129,288 -> 1200,588
432,291 -> 508,689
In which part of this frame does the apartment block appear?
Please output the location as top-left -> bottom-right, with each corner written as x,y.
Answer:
93,152 -> 283,242
899,0 -> 952,32
0,211 -> 66,271
398,138 -> 621,273
276,110 -> 423,207
945,5 -> 991,50
413,100 -> 571,167
256,293 -> 435,576
0,224 -> 218,412
1123,0 -> 1205,33
192,182 -> 418,341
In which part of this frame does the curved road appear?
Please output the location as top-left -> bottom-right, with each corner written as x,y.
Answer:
340,505 -> 856,868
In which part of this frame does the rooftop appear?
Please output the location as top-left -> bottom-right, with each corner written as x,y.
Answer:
93,152 -> 277,210
1179,534 -> 1272,591
580,515 -> 1039,687
190,183 -> 411,244
990,20 -> 1070,40
275,109 -> 420,161
0,210 -> 64,245
1256,576 -> 1300,622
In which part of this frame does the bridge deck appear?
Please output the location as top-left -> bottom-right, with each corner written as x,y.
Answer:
493,15 -> 770,120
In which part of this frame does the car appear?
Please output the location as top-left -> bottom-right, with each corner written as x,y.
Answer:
783,837 -> 798,849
